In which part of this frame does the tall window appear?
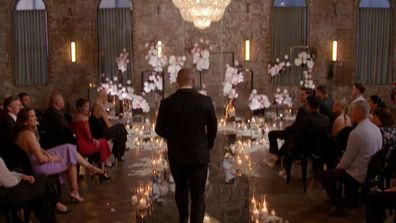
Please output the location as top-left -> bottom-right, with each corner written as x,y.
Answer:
98,0 -> 132,83
272,0 -> 307,85
14,0 -> 48,86
357,0 -> 392,85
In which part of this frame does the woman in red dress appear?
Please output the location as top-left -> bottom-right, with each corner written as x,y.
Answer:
71,98 -> 112,175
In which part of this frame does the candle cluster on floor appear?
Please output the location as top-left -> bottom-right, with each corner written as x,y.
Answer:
250,195 -> 287,223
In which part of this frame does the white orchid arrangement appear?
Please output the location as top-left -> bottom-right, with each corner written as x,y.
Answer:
223,62 -> 244,99
248,89 -> 271,111
116,48 -> 130,73
168,55 -> 187,84
144,72 -> 163,94
145,43 -> 168,72
268,55 -> 291,77
191,38 -> 211,72
294,51 -> 315,89
98,78 -> 150,113
274,88 -> 293,108
131,94 -> 150,113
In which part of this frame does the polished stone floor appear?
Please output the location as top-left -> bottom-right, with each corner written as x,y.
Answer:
3,135 -> 372,223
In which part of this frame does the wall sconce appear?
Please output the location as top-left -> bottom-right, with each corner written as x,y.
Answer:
71,41 -> 76,63
332,40 -> 338,62
245,40 -> 250,61
157,41 -> 162,57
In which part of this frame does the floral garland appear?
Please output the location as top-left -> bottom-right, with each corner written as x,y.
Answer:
223,62 -> 244,99
295,51 -> 315,89
116,48 -> 130,73
168,55 -> 187,84
191,39 -> 211,72
268,55 -> 291,77
274,88 -> 293,108
248,89 -> 271,111
143,72 -> 163,94
145,43 -> 168,72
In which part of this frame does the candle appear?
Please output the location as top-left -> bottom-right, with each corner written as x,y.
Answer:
138,198 -> 147,209
252,208 -> 259,220
131,195 -> 138,205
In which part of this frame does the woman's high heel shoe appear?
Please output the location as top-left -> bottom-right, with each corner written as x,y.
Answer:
69,191 -> 84,203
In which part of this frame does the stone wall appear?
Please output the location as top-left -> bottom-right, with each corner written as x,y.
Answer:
0,0 -> 395,113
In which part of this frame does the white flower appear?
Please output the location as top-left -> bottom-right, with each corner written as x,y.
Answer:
284,55 -> 289,60
294,58 -> 302,66
223,82 -> 233,96
307,60 -> 314,69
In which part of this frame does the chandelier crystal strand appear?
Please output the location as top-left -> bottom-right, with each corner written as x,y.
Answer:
173,0 -> 231,30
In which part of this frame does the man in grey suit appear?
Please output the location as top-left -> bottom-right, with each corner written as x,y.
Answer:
321,100 -> 382,215
155,68 -> 217,223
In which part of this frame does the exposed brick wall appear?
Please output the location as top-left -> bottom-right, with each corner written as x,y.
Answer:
0,0 -> 395,112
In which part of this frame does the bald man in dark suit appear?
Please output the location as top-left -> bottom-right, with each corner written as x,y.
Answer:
155,68 -> 217,223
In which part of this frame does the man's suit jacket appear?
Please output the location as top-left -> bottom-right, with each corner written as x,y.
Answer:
294,111 -> 330,155
40,107 -> 76,149
0,114 -> 25,169
155,89 -> 218,165
285,105 -> 308,134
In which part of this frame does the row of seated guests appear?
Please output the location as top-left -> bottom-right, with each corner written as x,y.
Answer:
0,92 -> 118,222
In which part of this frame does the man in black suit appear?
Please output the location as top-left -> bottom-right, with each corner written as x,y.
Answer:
40,93 -> 75,149
266,87 -> 314,166
155,68 -> 217,223
0,96 -> 23,169
288,95 -> 330,155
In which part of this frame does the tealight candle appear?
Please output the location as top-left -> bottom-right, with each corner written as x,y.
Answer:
138,198 -> 147,209
252,208 -> 260,220
131,195 -> 138,205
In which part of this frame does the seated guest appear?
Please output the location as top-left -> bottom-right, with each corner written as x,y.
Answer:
371,108 -> 396,149
40,93 -> 76,149
266,87 -> 314,167
351,82 -> 366,104
368,95 -> 386,111
18,92 -> 44,136
15,107 -> 106,203
286,95 -> 330,156
331,99 -> 352,138
17,92 -> 31,108
321,100 -> 382,214
0,157 -> 60,223
316,85 -> 334,122
0,96 -> 23,169
323,99 -> 352,169
90,90 -> 127,162
71,98 -> 112,173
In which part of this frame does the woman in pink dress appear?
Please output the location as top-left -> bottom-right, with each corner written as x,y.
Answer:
14,107 -> 105,203
71,98 -> 111,175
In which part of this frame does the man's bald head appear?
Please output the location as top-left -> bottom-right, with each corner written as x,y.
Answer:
49,93 -> 65,110
177,68 -> 195,88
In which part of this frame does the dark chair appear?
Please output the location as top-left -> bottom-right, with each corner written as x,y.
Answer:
284,127 -> 329,192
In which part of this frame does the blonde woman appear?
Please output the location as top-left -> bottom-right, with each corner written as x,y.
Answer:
90,90 -> 127,162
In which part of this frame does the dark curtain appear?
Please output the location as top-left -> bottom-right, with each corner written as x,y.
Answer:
14,10 -> 48,86
98,8 -> 133,84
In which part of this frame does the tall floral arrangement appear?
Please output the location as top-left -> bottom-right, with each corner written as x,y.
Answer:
223,62 -> 244,99
268,55 -> 291,77
145,43 -> 168,72
294,51 -> 315,89
144,72 -> 163,93
191,39 -> 211,72
168,55 -> 187,84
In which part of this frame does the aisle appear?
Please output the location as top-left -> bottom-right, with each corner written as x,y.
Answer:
55,135 -> 366,223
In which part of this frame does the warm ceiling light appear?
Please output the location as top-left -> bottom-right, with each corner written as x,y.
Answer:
172,0 -> 231,30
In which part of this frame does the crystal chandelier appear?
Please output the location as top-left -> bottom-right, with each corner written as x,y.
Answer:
172,0 -> 231,30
